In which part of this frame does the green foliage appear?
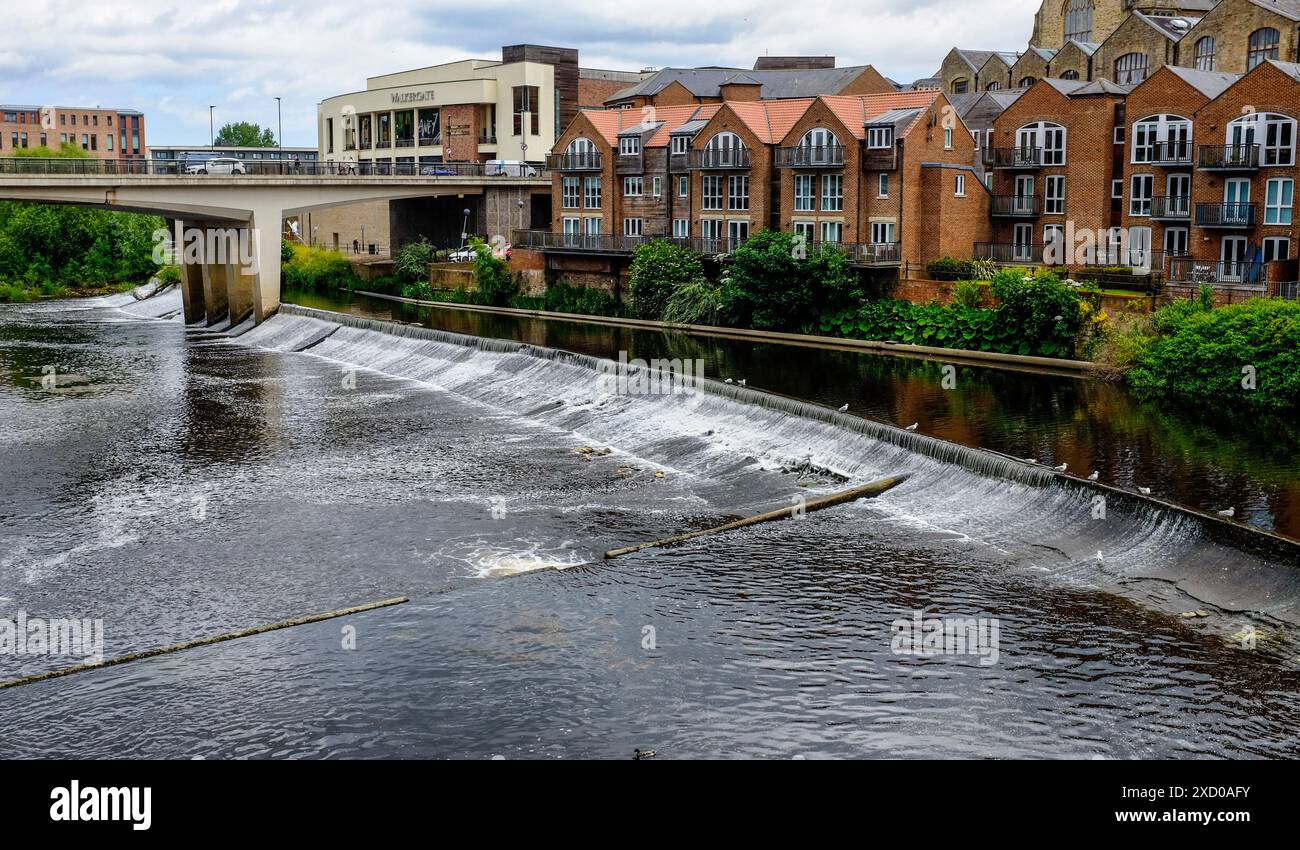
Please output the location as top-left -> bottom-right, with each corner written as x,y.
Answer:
662,276 -> 725,325
470,237 -> 516,306
1128,298 -> 1300,409
721,230 -> 855,332
155,265 -> 182,286
281,239 -> 294,264
628,239 -> 707,320
400,280 -> 434,300
393,238 -> 436,283
969,258 -> 999,281
214,122 -> 277,147
280,243 -> 358,292
952,279 -> 984,309
819,267 -> 1084,359
926,256 -> 974,281
0,201 -> 164,290
13,142 -> 91,159
533,280 -> 619,316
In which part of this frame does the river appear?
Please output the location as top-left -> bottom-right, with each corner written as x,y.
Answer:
0,288 -> 1297,758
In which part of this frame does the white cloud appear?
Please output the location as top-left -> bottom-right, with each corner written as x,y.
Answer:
0,0 -> 1041,145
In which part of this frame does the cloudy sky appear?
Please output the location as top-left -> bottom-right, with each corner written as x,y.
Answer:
0,0 -> 1038,147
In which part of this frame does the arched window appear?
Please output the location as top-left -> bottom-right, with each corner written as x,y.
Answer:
1194,36 -> 1216,71
1064,0 -> 1093,43
1132,114 -> 1191,164
702,131 -> 747,167
1019,76 -> 1036,88
795,128 -> 842,165
951,77 -> 970,94
1114,52 -> 1148,85
1060,69 -> 1080,80
986,80 -> 1001,91
1248,28 -> 1280,70
1227,112 -> 1296,166
564,136 -> 598,168
1016,120 -> 1067,165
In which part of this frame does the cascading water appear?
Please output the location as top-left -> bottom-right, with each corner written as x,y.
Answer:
227,303 -> 1300,635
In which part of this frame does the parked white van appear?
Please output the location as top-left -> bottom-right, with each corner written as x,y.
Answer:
485,160 -> 539,177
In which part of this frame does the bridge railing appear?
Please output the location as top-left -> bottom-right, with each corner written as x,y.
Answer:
0,157 -> 550,179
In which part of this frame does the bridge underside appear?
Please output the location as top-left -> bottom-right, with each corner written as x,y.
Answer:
0,176 -> 544,324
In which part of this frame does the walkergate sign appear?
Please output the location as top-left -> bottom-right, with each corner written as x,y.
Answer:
392,90 -> 436,103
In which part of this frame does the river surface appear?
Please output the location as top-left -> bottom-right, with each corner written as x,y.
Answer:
0,288 -> 1298,759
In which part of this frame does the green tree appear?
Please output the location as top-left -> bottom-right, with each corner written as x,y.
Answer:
628,239 -> 708,320
722,230 -> 855,332
214,122 -> 277,147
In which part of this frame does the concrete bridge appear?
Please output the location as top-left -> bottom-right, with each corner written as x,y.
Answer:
0,170 -> 549,326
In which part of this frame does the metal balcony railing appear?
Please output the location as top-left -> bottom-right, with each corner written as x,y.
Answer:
861,147 -> 897,171
1194,202 -> 1257,227
1149,195 -> 1190,219
688,148 -> 752,169
546,152 -> 603,170
990,195 -> 1040,217
989,146 -> 1043,168
1140,140 -> 1193,165
1197,144 -> 1260,170
776,144 -> 845,168
1167,257 -> 1267,286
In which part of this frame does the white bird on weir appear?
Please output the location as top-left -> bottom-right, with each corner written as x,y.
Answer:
837,404 -> 849,412
1053,462 -> 1067,472
724,378 -> 733,384
1218,507 -> 1236,518
1087,471 -> 1099,481
1138,486 -> 1151,495
737,379 -> 746,387
905,422 -> 918,431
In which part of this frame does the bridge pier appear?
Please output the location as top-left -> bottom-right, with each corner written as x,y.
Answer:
250,205 -> 282,323
180,261 -> 206,324
198,244 -> 230,326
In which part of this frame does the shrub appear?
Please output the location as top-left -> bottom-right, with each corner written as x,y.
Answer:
400,280 -> 434,300
537,280 -> 618,316
662,276 -> 725,325
722,230 -> 855,332
280,239 -> 294,264
1129,298 -> 1300,409
628,239 -> 707,321
281,244 -> 357,292
394,238 -> 436,283
470,237 -> 516,306
952,279 -> 983,309
155,265 -> 182,286
926,256 -> 973,281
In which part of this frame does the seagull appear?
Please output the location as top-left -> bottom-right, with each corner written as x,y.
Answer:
837,403 -> 849,412
905,422 -> 918,431
1053,462 -> 1067,472
1023,458 -> 1038,464
737,379 -> 746,387
1218,507 -> 1236,518
1087,471 -> 1099,481
1138,486 -> 1151,495
724,378 -> 733,384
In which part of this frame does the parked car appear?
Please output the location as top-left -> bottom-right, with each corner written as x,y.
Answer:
185,157 -> 246,175
484,160 -> 539,177
420,165 -> 457,176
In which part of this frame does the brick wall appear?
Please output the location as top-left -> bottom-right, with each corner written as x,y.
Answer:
689,105 -> 771,241
1047,41 -> 1093,81
441,103 -> 481,162
902,96 -> 989,265
1092,14 -> 1176,84
940,51 -> 980,95
579,77 -> 632,108
976,56 -> 1014,92
1010,51 -> 1050,88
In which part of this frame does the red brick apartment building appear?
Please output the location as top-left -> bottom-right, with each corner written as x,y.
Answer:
0,105 -> 145,159
525,88 -> 991,288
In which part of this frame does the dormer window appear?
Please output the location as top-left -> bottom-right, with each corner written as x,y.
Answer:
867,126 -> 893,149
671,136 -> 689,155
619,136 -> 640,155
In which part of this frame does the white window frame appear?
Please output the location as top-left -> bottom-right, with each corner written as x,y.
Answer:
1044,175 -> 1065,214
671,136 -> 689,155
678,175 -> 688,197
728,175 -> 750,211
619,136 -> 640,156
867,126 -> 893,149
584,175 -> 601,209
819,220 -> 842,244
944,127 -> 953,149
623,217 -> 643,237
794,174 -> 814,211
1129,173 -> 1153,216
821,174 -> 843,211
672,218 -> 689,238
562,175 -> 580,209
623,176 -> 643,197
878,173 -> 889,198
870,220 -> 896,244
955,173 -> 966,197
1164,227 -> 1188,257
652,176 -> 662,197
1265,177 -> 1293,224
1111,179 -> 1123,199
702,175 -> 723,210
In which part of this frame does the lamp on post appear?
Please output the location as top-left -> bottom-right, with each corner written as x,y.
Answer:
517,198 -> 525,241
461,207 -> 472,250
209,106 -> 215,147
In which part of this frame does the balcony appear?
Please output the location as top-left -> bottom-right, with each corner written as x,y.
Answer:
848,242 -> 901,266
1143,140 -> 1193,166
546,152 -> 603,171
1167,257 -> 1267,287
1195,203 -> 1257,228
514,229 -> 655,254
990,195 -> 1040,217
395,137 -> 415,149
1150,195 -> 1190,220
973,242 -> 1046,264
860,147 -> 897,171
688,148 -> 752,169
669,152 -> 690,173
1197,144 -> 1260,170
776,144 -> 845,168
989,147 -> 1043,169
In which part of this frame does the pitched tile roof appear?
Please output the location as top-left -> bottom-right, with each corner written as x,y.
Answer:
724,98 -> 818,143
577,104 -> 723,148
606,65 -> 877,104
818,91 -> 940,139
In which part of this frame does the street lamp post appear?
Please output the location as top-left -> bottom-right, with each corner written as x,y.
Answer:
209,106 -> 215,147
461,208 -> 471,250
